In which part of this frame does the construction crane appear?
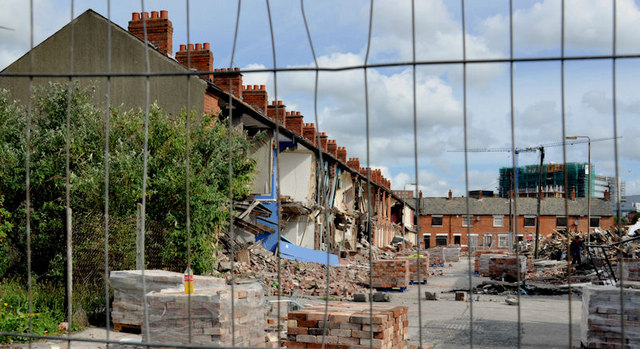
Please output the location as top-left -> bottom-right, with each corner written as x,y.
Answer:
448,136 -> 621,256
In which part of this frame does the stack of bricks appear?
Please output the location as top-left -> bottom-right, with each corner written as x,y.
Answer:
428,248 -> 445,266
581,285 -> 640,348
144,282 -> 265,347
443,247 -> 461,262
476,253 -> 509,276
622,258 -> 640,282
286,303 -> 408,349
371,260 -> 409,289
396,255 -> 429,283
487,255 -> 528,280
474,250 -> 505,272
110,270 -> 225,327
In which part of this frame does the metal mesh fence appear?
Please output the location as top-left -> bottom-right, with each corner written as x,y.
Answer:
0,0 -> 636,348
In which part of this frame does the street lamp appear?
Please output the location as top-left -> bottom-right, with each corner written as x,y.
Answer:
566,135 -> 591,244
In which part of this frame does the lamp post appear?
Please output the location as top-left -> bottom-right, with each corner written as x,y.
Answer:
566,135 -> 591,245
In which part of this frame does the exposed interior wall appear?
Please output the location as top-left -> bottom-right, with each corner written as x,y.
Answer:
281,215 -> 315,249
279,150 -> 314,203
334,170 -> 355,212
247,130 -> 272,195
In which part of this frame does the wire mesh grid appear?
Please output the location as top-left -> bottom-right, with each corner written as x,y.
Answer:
0,0 -> 635,348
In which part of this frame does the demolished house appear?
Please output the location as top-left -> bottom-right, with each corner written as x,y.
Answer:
0,9 -> 416,259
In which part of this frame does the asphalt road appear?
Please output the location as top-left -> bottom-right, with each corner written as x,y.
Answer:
392,257 -> 582,349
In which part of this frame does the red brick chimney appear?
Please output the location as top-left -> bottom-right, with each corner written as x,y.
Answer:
129,11 -> 173,56
604,189 -> 610,201
175,43 -> 213,80
448,189 -> 452,200
267,100 -> 286,125
347,157 -> 360,170
478,190 -> 483,200
571,189 -> 576,201
318,132 -> 328,152
302,123 -> 317,146
327,139 -> 338,157
284,111 -> 304,135
213,68 -> 243,99
419,190 -> 423,198
336,147 -> 347,163
242,85 -> 268,114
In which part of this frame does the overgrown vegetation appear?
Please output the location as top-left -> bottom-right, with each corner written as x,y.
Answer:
0,83 -> 256,337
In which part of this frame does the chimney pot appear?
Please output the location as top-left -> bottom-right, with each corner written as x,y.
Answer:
278,100 -> 283,106
234,67 -> 240,71
195,43 -> 202,50
142,12 -> 149,19
188,43 -> 194,51
260,85 -> 266,90
478,190 -> 483,199
253,84 -> 259,90
132,12 -> 140,21
604,189 -> 610,201
179,44 -> 186,51
160,10 -> 169,19
448,189 -> 453,200
151,11 -> 159,19
203,42 -> 210,50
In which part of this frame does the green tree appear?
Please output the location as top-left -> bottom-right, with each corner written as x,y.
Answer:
0,83 -> 255,280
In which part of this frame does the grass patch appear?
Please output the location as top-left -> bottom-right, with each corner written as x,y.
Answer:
0,278 -> 68,343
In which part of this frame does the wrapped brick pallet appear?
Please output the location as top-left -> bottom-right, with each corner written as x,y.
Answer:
371,260 -> 409,289
477,254 -> 509,276
443,247 -> 460,262
397,255 -> 429,283
110,270 -> 225,328
581,285 -> 640,348
428,248 -> 445,266
622,258 -> 640,282
487,255 -> 528,281
144,283 -> 265,347
287,303 -> 409,349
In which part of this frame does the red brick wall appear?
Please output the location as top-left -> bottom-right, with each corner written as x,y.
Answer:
203,91 -> 220,115
267,100 -> 286,125
337,147 -> 347,163
327,139 -> 337,157
347,157 -> 360,170
128,11 -> 173,56
302,123 -> 317,145
419,213 -> 614,248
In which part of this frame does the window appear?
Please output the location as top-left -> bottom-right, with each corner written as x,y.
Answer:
556,216 -> 567,227
498,234 -> 509,248
454,235 -> 461,245
493,215 -> 504,227
436,235 -> 447,246
432,215 -> 443,227
423,234 -> 431,249
484,235 -> 492,247
462,215 -> 473,227
524,216 -> 536,227
590,217 -> 600,228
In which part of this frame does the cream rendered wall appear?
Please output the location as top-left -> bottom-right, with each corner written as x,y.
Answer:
279,150 -> 314,203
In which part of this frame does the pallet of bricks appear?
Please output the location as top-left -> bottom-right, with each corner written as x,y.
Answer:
428,248 -> 445,267
443,247 -> 460,262
144,283 -> 265,347
110,270 -> 226,331
371,260 -> 409,290
475,251 -> 510,276
487,255 -> 529,280
581,285 -> 640,348
622,258 -> 640,282
396,254 -> 429,284
286,303 -> 408,349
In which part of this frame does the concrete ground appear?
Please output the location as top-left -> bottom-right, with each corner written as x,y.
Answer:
4,257 -> 584,348
393,256 -> 582,349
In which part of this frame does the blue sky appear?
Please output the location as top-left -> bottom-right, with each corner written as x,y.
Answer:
1,0 -> 638,197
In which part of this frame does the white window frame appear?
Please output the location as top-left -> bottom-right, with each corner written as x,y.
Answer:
484,234 -> 492,247
493,215 -> 504,227
590,216 -> 601,228
432,215 -> 443,227
498,234 -> 509,248
462,215 -> 473,227
524,215 -> 536,228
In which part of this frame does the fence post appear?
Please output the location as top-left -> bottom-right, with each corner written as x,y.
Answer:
66,206 -> 73,330
136,203 -> 144,270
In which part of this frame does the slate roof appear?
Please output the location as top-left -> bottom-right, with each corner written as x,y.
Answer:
410,197 -> 613,216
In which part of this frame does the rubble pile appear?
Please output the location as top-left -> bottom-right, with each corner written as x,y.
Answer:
224,243 -> 370,298
286,303 -> 409,348
110,270 -> 225,327
144,283 -> 265,347
581,285 -> 640,348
